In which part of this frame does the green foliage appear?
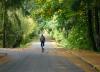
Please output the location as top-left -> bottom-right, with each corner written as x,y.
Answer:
0,0 -> 38,48
1,0 -> 99,50
0,1 -> 3,47
8,9 -> 37,47
30,0 -> 97,50
67,15 -> 92,49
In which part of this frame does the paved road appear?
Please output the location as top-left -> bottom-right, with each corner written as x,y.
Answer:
0,42 -> 85,72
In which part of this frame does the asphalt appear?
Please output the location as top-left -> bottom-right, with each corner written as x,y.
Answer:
0,42 -> 85,72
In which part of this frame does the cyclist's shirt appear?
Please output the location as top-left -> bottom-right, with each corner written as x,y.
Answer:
40,35 -> 45,42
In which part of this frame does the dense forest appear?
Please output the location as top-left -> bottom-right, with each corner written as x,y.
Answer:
0,0 -> 100,51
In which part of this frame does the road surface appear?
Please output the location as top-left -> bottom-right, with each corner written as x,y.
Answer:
0,42 -> 96,72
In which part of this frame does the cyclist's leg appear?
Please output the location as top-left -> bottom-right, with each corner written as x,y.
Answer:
43,41 -> 44,47
41,42 -> 44,52
41,42 -> 43,52
41,42 -> 42,48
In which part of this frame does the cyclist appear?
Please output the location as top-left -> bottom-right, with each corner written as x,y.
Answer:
40,34 -> 45,52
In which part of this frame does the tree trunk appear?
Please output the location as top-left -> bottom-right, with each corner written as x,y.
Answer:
13,13 -> 22,48
3,0 -> 7,48
95,7 -> 99,35
94,7 -> 100,50
87,9 -> 98,51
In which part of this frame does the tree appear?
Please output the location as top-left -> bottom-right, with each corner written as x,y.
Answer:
1,0 -> 37,48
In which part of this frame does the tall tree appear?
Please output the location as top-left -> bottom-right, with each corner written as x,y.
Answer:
94,0 -> 100,50
2,0 -> 7,48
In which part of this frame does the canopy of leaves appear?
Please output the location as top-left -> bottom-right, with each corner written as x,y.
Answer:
30,0 -> 100,51
0,0 -> 100,51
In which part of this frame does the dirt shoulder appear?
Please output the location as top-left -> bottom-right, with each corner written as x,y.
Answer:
70,50 -> 100,72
